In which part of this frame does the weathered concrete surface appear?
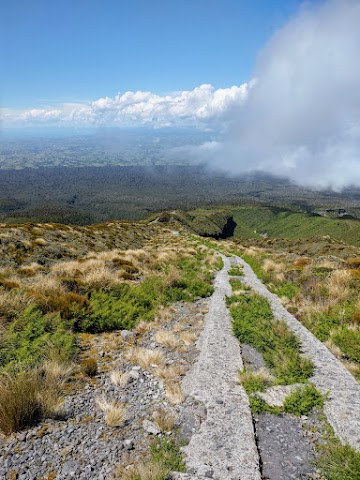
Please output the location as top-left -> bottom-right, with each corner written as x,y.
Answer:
180,255 -> 261,480
237,256 -> 360,452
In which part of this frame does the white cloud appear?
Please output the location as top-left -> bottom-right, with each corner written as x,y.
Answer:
211,0 -> 360,189
3,83 -> 249,129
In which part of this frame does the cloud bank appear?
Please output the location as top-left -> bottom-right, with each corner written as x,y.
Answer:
216,0 -> 360,189
2,83 -> 249,129
3,0 -> 360,189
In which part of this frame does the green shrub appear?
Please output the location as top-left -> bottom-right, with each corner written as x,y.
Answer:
76,284 -> 155,333
273,282 -> 300,300
316,433 -> 360,480
248,394 -> 280,415
283,384 -> 324,416
0,307 -> 77,369
228,265 -> 243,276
332,327 -> 360,363
239,370 -> 271,393
150,438 -> 186,473
227,292 -> 314,384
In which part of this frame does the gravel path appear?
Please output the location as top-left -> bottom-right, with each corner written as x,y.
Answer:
236,255 -> 360,452
180,255 -> 261,480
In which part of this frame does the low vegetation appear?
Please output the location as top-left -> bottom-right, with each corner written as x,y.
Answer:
0,221 -> 221,434
0,360 -> 72,434
283,384 -> 324,416
235,243 -> 360,379
227,291 -> 314,385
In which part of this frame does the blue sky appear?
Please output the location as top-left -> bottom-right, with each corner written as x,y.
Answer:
1,0 -> 303,109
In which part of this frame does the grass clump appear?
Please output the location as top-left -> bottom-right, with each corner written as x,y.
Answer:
227,291 -> 314,384
315,419 -> 360,480
119,461 -> 169,480
239,368 -> 273,393
0,361 -> 71,434
81,357 -> 98,377
96,397 -> 127,427
283,384 -> 324,416
248,394 -> 281,415
150,438 -> 186,474
317,444 -> 360,480
228,264 -> 243,276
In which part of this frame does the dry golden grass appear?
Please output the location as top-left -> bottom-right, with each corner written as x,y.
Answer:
131,348 -> 165,370
0,361 -> 72,434
179,331 -> 198,346
263,259 -> 285,273
293,257 -> 312,268
28,275 -> 65,296
154,363 -> 185,381
0,289 -> 33,316
196,244 -> 208,254
154,306 -> 172,324
165,381 -> 184,404
81,266 -> 119,289
203,254 -> 219,268
153,408 -> 176,432
164,268 -> 180,288
316,259 -> 337,269
96,397 -> 127,427
154,330 -> 178,348
326,271 -> 350,303
134,320 -> 154,336
328,269 -> 352,287
324,339 -> 344,358
33,237 -> 47,246
118,461 -> 168,480
110,370 -> 130,387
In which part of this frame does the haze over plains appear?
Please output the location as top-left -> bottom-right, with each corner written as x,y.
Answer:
2,0 -> 360,189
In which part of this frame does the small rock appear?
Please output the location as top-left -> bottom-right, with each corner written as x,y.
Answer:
121,330 -> 135,342
123,439 -> 134,450
142,420 -> 161,435
61,460 -> 81,477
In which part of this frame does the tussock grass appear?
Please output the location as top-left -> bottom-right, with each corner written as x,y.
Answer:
179,331 -> 198,345
81,357 -> 98,377
119,461 -> 169,480
154,364 -> 185,381
165,381 -> 184,404
0,290 -> 32,317
263,259 -> 284,273
134,320 -> 154,335
110,370 -> 130,387
132,348 -> 165,370
0,361 -> 72,434
154,330 -> 178,348
153,408 -> 176,432
96,397 -> 127,427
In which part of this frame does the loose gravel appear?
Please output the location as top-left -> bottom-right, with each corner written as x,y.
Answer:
0,300 -> 208,480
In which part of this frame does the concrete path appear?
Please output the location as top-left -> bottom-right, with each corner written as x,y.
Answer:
181,255 -> 261,480
236,255 -> 360,452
